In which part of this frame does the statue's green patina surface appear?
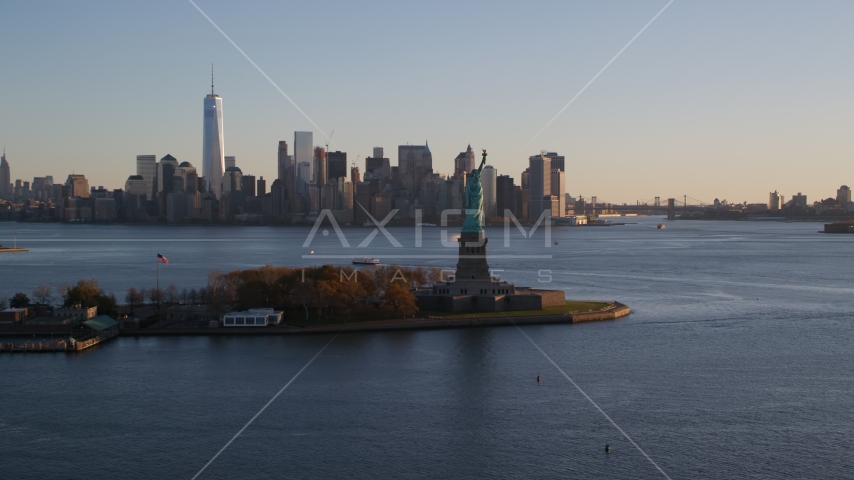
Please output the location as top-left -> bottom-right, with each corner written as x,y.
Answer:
462,150 -> 488,233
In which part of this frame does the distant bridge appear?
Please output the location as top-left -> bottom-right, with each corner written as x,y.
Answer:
573,196 -> 711,220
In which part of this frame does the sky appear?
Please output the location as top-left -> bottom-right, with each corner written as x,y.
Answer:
1,0 -> 852,205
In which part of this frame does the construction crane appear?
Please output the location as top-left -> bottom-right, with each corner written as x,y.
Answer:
351,155 -> 361,182
325,130 -> 334,154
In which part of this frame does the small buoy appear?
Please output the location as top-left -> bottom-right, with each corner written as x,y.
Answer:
536,375 -> 540,382
310,250 -> 314,254
605,444 -> 610,453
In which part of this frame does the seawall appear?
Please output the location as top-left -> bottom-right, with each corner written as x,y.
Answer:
126,302 -> 631,337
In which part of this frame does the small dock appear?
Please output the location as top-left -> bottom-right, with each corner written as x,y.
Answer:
0,330 -> 118,353
0,340 -> 68,353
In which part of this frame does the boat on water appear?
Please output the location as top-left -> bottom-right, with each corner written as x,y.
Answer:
0,231 -> 28,252
352,257 -> 380,265
657,224 -> 666,229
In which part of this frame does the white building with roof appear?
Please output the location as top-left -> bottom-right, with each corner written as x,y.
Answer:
222,308 -> 283,327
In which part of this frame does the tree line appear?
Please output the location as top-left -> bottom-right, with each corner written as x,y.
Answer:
194,264 -> 440,320
4,265 -> 442,322
3,280 -> 118,317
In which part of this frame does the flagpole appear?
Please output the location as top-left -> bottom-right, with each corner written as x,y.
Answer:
156,254 -> 160,310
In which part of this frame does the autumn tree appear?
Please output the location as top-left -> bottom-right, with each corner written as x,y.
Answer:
125,287 -> 143,313
63,279 -> 101,307
292,276 -> 313,321
206,271 -> 235,316
148,288 -> 163,305
31,284 -> 54,305
10,292 -> 30,308
334,268 -> 366,323
165,284 -> 179,304
98,294 -> 118,317
236,279 -> 275,310
381,282 -> 418,317
58,279 -> 116,317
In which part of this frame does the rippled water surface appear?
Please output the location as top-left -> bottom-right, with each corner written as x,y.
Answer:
1,219 -> 853,478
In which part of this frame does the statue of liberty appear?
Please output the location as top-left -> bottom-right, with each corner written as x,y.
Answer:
462,150 -> 488,233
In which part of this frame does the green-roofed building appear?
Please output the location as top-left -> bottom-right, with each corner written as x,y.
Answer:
82,315 -> 119,333
68,315 -> 120,351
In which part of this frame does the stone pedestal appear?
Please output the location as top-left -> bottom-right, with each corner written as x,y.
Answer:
455,231 -> 491,281
414,227 -> 567,313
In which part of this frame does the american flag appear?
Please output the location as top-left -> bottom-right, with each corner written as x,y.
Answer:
157,253 -> 169,265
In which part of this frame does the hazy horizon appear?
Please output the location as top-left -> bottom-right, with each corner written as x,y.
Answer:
1,0 -> 852,205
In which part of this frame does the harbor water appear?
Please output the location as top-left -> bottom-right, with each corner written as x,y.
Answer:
1,218 -> 853,478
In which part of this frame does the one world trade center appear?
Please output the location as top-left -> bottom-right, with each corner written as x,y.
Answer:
202,65 -> 225,198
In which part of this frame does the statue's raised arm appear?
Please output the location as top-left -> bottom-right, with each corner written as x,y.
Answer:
477,149 -> 487,174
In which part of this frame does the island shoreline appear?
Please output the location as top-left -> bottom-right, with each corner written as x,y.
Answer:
123,302 -> 630,337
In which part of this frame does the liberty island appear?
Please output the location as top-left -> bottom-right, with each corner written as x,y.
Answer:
412,150 -> 626,317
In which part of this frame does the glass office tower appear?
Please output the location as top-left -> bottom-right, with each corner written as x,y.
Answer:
203,80 -> 225,198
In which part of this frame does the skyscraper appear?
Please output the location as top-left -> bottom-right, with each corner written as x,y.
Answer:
271,179 -> 287,218
297,162 -> 311,187
157,154 -> 179,193
222,167 -> 242,194
496,174 -> 517,217
65,174 -> 90,198
0,149 -> 10,200
277,141 -> 290,182
202,68 -> 225,198
398,143 -> 432,196
454,144 -> 476,179
365,154 -> 390,178
224,156 -> 236,170
528,155 -> 552,220
769,190 -> 783,210
241,174 -> 256,197
327,151 -> 347,181
176,161 -> 197,193
314,146 -> 327,186
294,131 -> 313,189
136,155 -> 156,199
550,169 -> 565,217
32,176 -> 51,201
222,166 -> 243,215
125,175 -> 148,196
837,185 -> 851,207
481,165 -> 497,216
398,144 -> 431,176
543,152 -> 565,172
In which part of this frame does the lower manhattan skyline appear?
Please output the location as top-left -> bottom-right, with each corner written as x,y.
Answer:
2,0 -> 853,204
